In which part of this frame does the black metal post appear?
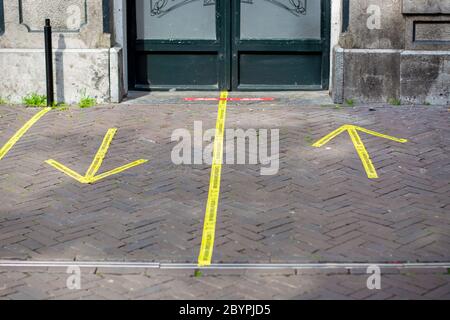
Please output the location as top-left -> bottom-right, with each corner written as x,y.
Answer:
44,19 -> 54,107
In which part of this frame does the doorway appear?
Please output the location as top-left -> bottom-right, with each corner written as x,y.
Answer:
127,0 -> 330,91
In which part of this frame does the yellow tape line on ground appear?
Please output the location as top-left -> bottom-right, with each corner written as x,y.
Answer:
89,159 -> 148,183
45,159 -> 89,183
312,125 -> 349,148
353,126 -> 408,144
0,107 -> 51,160
198,91 -> 228,267
46,128 -> 148,184
85,128 -> 117,179
347,127 -> 378,179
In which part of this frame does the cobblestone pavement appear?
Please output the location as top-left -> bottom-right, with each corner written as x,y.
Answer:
0,92 -> 449,299
0,268 -> 449,300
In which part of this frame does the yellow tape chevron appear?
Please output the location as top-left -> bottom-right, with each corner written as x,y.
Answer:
0,107 -> 51,160
46,128 -> 148,184
198,91 -> 228,267
313,125 -> 408,179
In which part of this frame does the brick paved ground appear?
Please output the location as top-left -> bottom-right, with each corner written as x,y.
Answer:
1,268 -> 449,300
0,92 -> 449,299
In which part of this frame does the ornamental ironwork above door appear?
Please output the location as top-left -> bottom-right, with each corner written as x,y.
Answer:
150,0 -> 216,17
242,0 -> 307,17
149,0 -> 307,17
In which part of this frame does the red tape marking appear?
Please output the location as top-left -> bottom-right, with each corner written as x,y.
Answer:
184,97 -> 275,102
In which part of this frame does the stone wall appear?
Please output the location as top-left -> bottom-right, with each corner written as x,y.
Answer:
1,0 -> 448,105
402,0 -> 450,14
333,0 -> 450,105
340,0 -> 405,49
0,0 -> 124,104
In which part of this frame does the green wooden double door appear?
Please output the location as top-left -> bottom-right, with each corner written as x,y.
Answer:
128,0 -> 330,91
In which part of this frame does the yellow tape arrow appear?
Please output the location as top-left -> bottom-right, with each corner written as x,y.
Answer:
46,128 -> 148,184
312,125 -> 407,179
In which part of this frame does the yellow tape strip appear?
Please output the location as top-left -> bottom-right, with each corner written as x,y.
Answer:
312,125 -> 349,148
198,91 -> 228,267
89,159 -> 148,183
45,159 -> 89,184
85,128 -> 117,179
354,126 -> 408,143
0,107 -> 51,160
348,127 -> 379,179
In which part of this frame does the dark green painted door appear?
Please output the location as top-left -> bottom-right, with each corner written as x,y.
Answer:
128,0 -> 330,91
232,0 -> 330,90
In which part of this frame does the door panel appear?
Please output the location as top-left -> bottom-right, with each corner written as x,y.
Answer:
136,0 -> 217,40
232,0 -> 330,90
129,0 -> 230,90
135,52 -> 220,87
240,0 -> 321,40
238,52 -> 323,88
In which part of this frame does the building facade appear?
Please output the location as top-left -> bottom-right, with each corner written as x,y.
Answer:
0,0 -> 449,104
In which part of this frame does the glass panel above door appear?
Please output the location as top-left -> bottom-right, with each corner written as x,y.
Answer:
136,0 -> 217,40
240,0 -> 321,40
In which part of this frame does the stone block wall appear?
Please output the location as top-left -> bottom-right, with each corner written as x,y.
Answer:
340,0 -> 405,49
333,0 -> 450,105
0,0 -> 124,104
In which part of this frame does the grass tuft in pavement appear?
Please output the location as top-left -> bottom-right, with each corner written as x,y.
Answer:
388,98 -> 402,106
345,99 -> 355,107
79,96 -> 97,109
304,135 -> 315,145
22,93 -> 47,108
0,96 -> 9,105
78,89 -> 97,109
194,270 -> 203,278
